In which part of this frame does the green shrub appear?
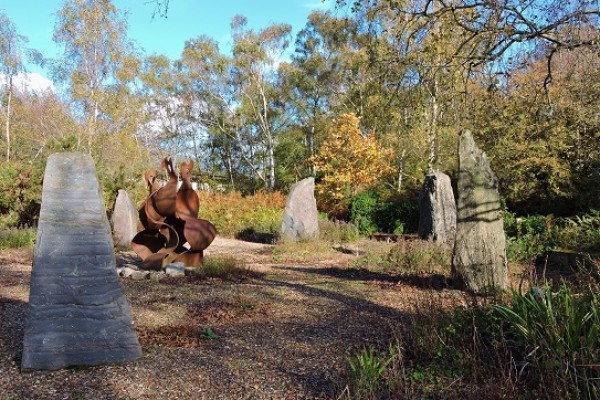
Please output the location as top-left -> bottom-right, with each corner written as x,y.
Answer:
554,210 -> 600,253
0,228 -> 37,250
505,214 -> 556,262
349,190 -> 419,235
349,190 -> 380,235
377,197 -> 419,234
505,211 -> 600,262
0,161 -> 43,228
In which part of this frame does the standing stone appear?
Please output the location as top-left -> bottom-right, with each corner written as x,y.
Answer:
452,131 -> 508,293
22,152 -> 142,371
418,171 -> 456,244
112,189 -> 138,248
281,177 -> 319,241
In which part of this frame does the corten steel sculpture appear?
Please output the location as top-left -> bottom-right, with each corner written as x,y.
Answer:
132,157 -> 217,270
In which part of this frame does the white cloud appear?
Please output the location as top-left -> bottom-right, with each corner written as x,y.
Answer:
0,72 -> 55,94
302,0 -> 333,10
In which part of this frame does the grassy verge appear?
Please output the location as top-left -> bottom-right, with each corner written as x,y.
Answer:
0,228 -> 36,251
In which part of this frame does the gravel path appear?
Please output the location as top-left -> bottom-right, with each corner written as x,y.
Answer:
0,238 -> 458,399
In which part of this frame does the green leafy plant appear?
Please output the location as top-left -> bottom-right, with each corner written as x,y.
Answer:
494,286 -> 600,397
346,346 -> 399,397
200,327 -> 221,340
198,191 -> 286,238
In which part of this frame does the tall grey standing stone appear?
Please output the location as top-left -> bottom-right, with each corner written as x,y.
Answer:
418,171 -> 456,244
281,177 -> 319,241
112,189 -> 138,248
452,131 -> 508,293
22,152 -> 142,371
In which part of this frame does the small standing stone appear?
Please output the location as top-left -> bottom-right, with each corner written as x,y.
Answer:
112,189 -> 138,248
281,177 -> 319,242
452,131 -> 508,293
418,171 -> 456,244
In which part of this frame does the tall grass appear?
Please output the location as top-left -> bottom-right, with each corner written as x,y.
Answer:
0,228 -> 36,250
342,285 -> 600,399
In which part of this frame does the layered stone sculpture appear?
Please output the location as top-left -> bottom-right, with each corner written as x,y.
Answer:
452,131 -> 508,293
281,177 -> 319,241
112,189 -> 138,248
132,158 -> 217,270
22,152 -> 142,371
418,171 -> 456,244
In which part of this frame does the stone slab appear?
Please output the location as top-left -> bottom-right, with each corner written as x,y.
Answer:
21,152 -> 142,371
281,177 -> 319,241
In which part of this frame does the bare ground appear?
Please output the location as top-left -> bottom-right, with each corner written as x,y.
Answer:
0,237 -> 467,400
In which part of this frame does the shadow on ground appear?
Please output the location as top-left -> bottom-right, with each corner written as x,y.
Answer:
275,265 -> 454,290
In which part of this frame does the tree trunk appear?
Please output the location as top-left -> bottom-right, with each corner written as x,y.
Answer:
397,149 -> 406,192
427,77 -> 439,174
266,134 -> 275,192
227,152 -> 235,191
5,77 -> 12,162
308,125 -> 315,176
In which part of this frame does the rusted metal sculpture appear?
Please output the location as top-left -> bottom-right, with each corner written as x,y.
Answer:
132,157 -> 217,270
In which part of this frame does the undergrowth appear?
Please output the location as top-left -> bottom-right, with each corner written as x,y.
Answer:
0,228 -> 36,250
198,191 -> 285,238
505,210 -> 600,262
342,284 -> 600,399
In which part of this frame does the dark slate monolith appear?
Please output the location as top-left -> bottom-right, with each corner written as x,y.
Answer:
418,171 -> 456,244
21,152 -> 142,371
112,189 -> 138,248
452,131 -> 508,294
281,177 -> 319,241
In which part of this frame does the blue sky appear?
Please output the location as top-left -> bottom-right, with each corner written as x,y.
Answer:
0,0 -> 334,88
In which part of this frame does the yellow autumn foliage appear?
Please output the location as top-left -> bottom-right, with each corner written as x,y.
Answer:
311,113 -> 393,215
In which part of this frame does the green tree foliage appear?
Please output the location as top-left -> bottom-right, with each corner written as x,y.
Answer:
1,0 -> 599,227
53,0 -> 151,209
52,0 -> 142,152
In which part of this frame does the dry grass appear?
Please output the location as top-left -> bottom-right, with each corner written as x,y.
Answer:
198,191 -> 286,238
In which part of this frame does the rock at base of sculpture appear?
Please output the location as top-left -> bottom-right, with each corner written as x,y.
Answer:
112,189 -> 138,248
281,177 -> 319,242
452,131 -> 508,294
21,152 -> 142,371
418,171 -> 456,244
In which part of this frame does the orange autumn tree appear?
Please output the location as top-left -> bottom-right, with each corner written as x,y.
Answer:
311,113 -> 393,216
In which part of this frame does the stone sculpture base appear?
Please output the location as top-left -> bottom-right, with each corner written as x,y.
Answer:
21,152 -> 142,371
